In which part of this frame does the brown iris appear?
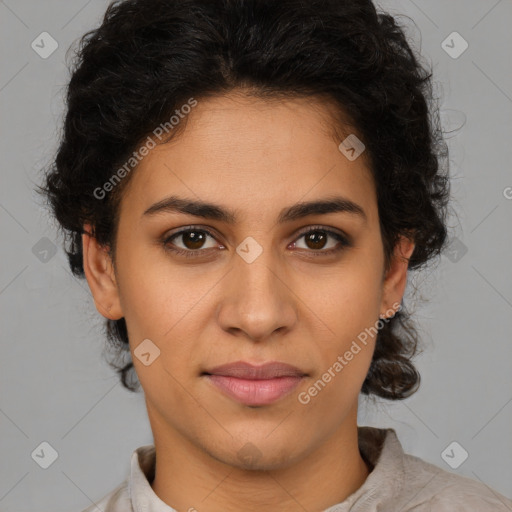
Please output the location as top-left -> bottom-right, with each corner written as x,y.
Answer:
304,231 -> 328,250
182,231 -> 207,250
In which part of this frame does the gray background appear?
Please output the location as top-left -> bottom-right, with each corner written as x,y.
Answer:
1,0 -> 511,510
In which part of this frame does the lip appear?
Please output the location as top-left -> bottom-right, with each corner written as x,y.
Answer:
203,361 -> 307,406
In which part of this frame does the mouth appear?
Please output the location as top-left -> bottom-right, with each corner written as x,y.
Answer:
202,361 -> 307,406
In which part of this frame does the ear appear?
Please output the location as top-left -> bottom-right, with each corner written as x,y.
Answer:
82,223 -> 123,320
379,235 -> 415,319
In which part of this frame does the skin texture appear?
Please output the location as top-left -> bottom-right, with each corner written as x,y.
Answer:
82,91 -> 415,512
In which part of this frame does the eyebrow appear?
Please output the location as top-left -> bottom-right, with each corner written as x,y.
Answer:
142,195 -> 367,224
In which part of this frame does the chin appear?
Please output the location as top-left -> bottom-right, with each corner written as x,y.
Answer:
207,437 -> 302,472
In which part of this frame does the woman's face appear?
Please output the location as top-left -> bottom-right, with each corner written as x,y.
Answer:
84,91 -> 412,470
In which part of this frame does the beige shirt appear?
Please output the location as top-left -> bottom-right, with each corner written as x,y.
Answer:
82,426 -> 512,511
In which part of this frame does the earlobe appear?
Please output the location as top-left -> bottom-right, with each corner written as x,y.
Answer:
380,235 -> 415,318
82,223 -> 123,320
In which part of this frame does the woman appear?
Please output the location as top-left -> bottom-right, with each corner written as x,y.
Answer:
38,0 -> 512,510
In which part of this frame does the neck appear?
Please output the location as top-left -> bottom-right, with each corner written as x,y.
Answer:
149,405 -> 370,512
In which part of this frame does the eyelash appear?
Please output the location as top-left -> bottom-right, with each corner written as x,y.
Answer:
161,225 -> 351,259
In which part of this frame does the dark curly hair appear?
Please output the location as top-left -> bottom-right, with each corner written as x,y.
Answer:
37,0 -> 450,400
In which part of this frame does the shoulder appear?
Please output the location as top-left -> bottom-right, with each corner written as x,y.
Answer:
79,444 -> 156,512
80,479 -> 131,512
400,452 -> 512,511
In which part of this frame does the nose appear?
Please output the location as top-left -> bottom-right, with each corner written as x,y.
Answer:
216,248 -> 298,342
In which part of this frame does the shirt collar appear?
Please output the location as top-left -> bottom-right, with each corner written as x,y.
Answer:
129,426 -> 405,512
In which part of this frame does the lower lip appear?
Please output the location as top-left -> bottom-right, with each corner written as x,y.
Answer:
205,375 -> 304,406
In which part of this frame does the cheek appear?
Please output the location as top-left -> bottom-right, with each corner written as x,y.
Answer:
115,250 -> 213,390
114,243 -> 194,336
300,311 -> 378,418
301,248 -> 383,391
312,255 -> 383,337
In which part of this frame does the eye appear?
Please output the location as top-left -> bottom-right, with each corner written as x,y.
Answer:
161,225 -> 351,259
162,227 -> 221,258
291,226 -> 351,255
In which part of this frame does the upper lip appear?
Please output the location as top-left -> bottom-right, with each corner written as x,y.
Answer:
204,361 -> 306,379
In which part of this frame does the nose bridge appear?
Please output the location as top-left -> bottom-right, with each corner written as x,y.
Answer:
217,240 -> 296,340
234,231 -> 282,294
238,253 -> 279,303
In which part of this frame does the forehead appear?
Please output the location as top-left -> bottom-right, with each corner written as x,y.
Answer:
119,92 -> 378,227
